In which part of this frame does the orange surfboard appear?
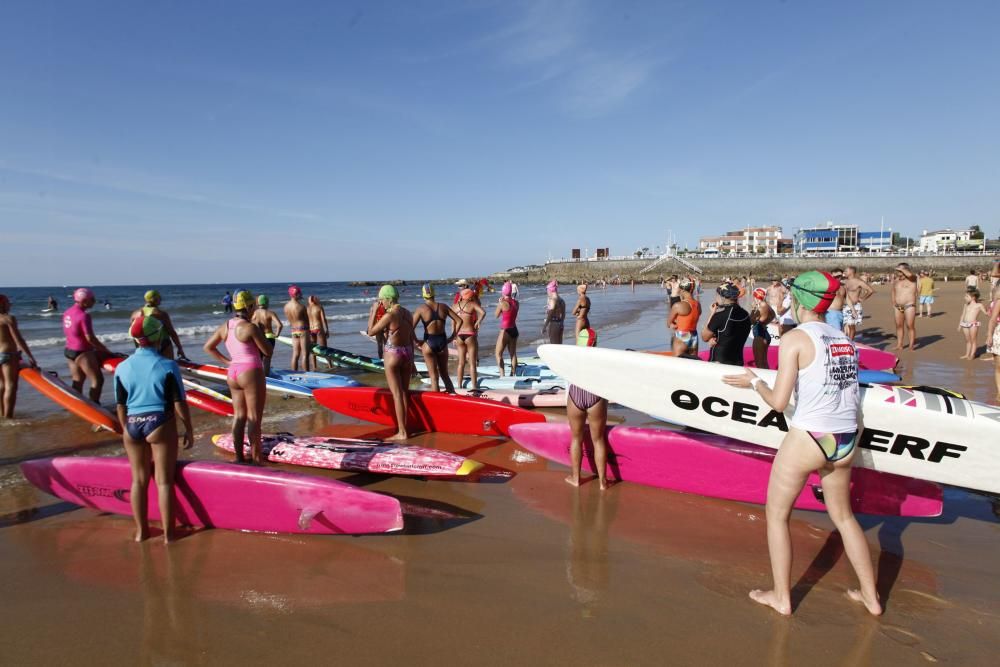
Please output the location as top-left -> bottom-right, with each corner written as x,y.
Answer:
19,366 -> 121,433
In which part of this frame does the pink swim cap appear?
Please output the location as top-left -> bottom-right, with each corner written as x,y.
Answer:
501,281 -> 513,297
546,280 -> 558,293
753,288 -> 766,301
74,287 -> 94,304
288,285 -> 302,298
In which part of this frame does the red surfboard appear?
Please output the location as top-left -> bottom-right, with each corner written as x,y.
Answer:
102,355 -> 232,417
312,387 -> 546,436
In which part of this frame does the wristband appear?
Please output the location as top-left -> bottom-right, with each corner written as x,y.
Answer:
750,377 -> 763,391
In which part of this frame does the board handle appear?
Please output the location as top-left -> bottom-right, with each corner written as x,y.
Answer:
297,508 -> 321,531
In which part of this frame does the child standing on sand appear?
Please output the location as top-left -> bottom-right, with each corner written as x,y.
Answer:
958,290 -> 988,360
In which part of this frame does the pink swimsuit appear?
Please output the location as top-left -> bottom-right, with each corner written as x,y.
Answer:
63,304 -> 94,352
225,319 -> 263,380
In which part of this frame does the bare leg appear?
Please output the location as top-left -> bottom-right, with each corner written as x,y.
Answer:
0,362 -> 18,418
818,461 -> 882,615
565,397 -> 585,486
383,352 -> 409,440
961,328 -> 974,359
122,434 -> 152,542
753,336 -> 769,369
468,338 -> 479,390
507,334 -> 518,374
549,324 -> 564,345
435,347 -> 455,393
905,307 -> 917,349
239,369 -> 266,464
228,379 -> 248,463
893,309 -> 905,350
420,343 -> 440,391
148,418 -> 180,544
68,356 -> 84,393
994,356 -> 1000,403
494,330 -> 507,376
455,339 -> 467,389
587,399 -> 609,489
750,430 -> 816,615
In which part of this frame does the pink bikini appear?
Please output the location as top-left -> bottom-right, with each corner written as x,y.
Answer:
225,318 -> 263,380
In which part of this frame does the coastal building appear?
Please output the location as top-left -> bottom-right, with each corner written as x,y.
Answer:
918,229 -> 980,253
794,222 -> 859,254
859,230 -> 893,252
698,226 -> 783,254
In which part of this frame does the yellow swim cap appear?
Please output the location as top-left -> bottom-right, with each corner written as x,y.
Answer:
233,290 -> 254,310
143,289 -> 160,304
421,283 -> 435,299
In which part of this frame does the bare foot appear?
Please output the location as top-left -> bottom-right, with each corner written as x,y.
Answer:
959,355 -> 970,360
163,533 -> 176,545
846,589 -> 883,616
388,431 -> 409,442
134,530 -> 149,543
599,479 -> 609,491
564,475 -> 581,487
749,589 -> 791,615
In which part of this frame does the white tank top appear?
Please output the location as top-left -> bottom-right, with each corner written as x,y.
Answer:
787,321 -> 860,434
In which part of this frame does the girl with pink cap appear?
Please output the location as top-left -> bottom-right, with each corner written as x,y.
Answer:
493,281 -> 520,376
542,281 -> 565,344
62,287 -> 114,403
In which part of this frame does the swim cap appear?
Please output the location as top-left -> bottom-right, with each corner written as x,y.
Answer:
129,314 -> 164,347
576,327 -> 598,347
378,284 -> 398,301
459,288 -> 474,300
421,283 -> 435,299
143,290 -> 160,305
546,280 -> 558,293
288,285 -> 302,298
233,290 -> 254,310
74,288 -> 94,304
716,283 -> 740,300
501,281 -> 513,297
678,278 -> 694,292
789,271 -> 839,314
257,294 -> 269,307
752,287 -> 766,301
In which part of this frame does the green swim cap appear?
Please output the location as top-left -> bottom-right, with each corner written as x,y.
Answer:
790,271 -> 838,314
129,314 -> 164,347
378,284 -> 398,301
143,289 -> 160,304
257,294 -> 269,307
421,283 -> 434,299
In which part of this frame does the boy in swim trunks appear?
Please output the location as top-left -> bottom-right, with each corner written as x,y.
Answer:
842,266 -> 874,341
283,285 -> 311,371
0,294 -> 39,419
251,294 -> 283,375
891,263 -> 918,350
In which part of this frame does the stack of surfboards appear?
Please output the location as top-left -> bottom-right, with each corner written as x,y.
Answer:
537,345 -> 1000,495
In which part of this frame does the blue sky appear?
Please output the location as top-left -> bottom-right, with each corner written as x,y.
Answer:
2,1 -> 998,286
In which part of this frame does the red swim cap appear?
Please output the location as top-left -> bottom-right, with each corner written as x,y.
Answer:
752,288 -> 766,301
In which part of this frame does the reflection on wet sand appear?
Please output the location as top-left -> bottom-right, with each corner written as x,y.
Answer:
565,483 -> 618,618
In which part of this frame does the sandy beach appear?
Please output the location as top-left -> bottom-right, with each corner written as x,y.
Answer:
2,280 -> 999,666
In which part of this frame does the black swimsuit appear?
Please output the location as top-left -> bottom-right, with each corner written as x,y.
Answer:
422,306 -> 449,354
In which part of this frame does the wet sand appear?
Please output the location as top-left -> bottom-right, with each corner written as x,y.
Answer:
2,282 -> 1000,665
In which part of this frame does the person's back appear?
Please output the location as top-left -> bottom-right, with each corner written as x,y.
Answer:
705,286 -> 752,366
115,347 -> 184,416
787,321 -> 859,434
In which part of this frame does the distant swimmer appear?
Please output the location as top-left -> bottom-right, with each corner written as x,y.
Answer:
221,291 -> 233,314
46,295 -> 57,311
129,290 -> 186,360
749,288 -> 774,369
542,281 -> 566,344
724,271 -> 881,617
63,288 -> 114,403
103,300 -> 112,311
701,283 -> 751,366
494,281 -> 520,377
842,266 -> 875,341
114,314 -> 193,543
283,285 -> 311,371
0,294 -> 38,419
307,295 -> 329,369
452,288 -> 485,391
204,290 -> 271,464
572,284 -> 591,338
251,294 -> 283,375
368,285 -> 416,440
413,283 -> 460,393
667,278 -> 701,358
891,263 -> 918,350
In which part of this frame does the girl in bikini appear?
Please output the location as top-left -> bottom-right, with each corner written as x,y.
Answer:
724,271 -> 881,617
204,290 -> 271,464
958,289 -> 988,360
369,285 -> 417,440
413,283 -> 460,393
451,288 -> 485,390
565,329 -> 609,489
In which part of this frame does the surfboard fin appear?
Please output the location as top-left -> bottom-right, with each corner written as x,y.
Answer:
297,508 -> 321,531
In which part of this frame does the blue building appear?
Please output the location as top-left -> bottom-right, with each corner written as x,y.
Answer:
859,230 -> 892,252
795,223 -> 859,253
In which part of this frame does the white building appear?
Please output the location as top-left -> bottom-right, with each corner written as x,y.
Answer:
699,226 -> 783,254
918,229 -> 976,253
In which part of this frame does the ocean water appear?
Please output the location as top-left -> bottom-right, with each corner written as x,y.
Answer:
1,281 -> 669,423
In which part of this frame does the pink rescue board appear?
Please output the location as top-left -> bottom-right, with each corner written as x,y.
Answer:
21,456 -> 404,534
213,433 -> 483,476
508,423 -> 942,517
455,387 -> 567,408
695,344 -> 897,371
